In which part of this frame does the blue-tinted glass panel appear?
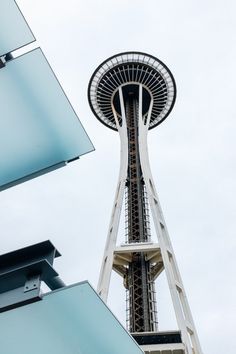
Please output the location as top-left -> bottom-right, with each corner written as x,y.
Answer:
0,48 -> 94,191
0,282 -> 143,354
0,0 -> 35,56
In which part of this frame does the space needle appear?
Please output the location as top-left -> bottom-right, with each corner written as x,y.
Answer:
88,52 -> 203,354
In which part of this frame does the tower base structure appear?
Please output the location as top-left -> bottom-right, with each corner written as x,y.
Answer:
133,332 -> 185,354
88,52 -> 203,354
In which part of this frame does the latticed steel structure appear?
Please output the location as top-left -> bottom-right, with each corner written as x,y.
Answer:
88,52 -> 203,354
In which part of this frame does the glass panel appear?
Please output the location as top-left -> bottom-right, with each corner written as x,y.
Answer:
0,48 -> 94,191
0,282 -> 143,354
0,0 -> 35,56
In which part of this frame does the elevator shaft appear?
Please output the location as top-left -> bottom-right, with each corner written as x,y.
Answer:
125,94 -> 157,333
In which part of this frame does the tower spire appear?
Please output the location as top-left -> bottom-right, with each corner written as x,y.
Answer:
88,52 -> 203,354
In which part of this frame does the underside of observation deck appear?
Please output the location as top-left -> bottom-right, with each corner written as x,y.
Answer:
88,51 -> 176,131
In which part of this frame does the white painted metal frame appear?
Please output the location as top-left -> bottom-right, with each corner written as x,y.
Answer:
97,84 -> 203,354
138,85 -> 203,354
97,88 -> 129,300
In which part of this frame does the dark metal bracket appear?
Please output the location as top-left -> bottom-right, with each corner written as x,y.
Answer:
0,57 -> 6,69
0,240 -> 65,313
0,53 -> 14,69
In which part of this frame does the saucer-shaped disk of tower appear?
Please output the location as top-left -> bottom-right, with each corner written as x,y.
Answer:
88,51 -> 176,130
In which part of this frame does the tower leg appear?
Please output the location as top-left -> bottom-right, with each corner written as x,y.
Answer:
138,84 -> 203,354
97,91 -> 129,301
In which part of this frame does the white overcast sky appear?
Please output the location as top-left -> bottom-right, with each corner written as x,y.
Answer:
1,1 -> 236,353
